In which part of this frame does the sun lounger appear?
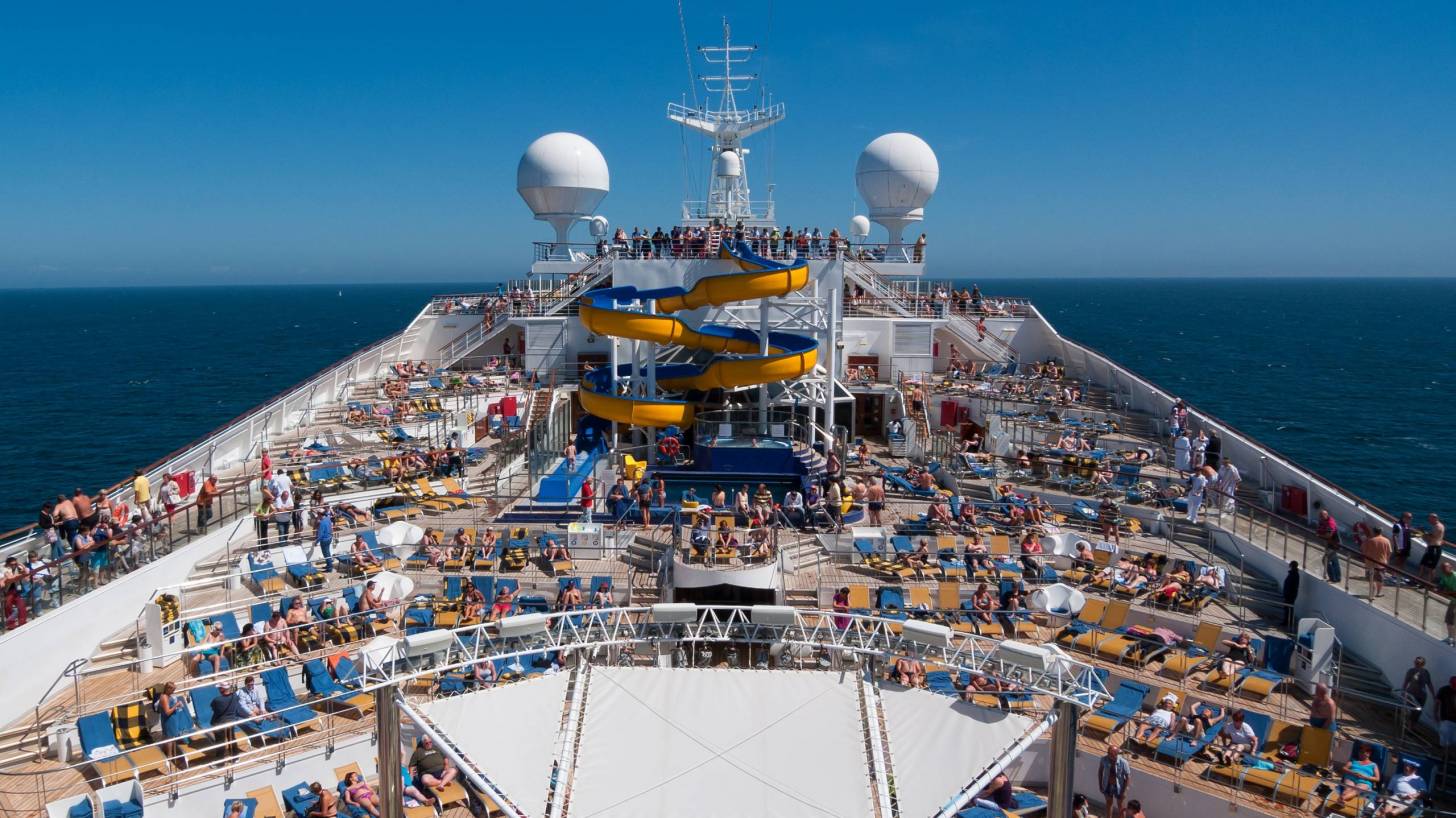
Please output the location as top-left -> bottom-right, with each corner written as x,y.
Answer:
245,788 -> 285,818
303,659 -> 374,717
1082,681 -> 1151,735
1159,622 -> 1221,679
260,667 -> 320,735
282,545 -> 324,588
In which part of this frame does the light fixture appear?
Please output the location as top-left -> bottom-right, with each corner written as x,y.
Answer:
497,613 -> 549,640
650,603 -> 699,624
902,619 -> 950,647
992,640 -> 1051,673
750,605 -> 798,627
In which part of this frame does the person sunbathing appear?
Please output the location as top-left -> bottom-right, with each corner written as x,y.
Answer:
306,782 -> 339,817
1156,569 -> 1191,603
420,530 -> 444,568
971,583 -> 997,623
264,611 -> 299,657
489,586 -> 515,621
556,580 -> 583,610
914,470 -> 935,491
477,528 -> 498,559
472,657 -> 497,687
462,585 -> 486,622
963,535 -> 992,573
1195,567 -> 1223,591
906,539 -> 932,577
592,582 -> 612,608
715,521 -> 735,548
1210,632 -> 1253,682
894,654 -> 926,687
342,771 -> 382,817
190,622 -> 227,675
544,539 -> 571,563
957,500 -> 979,530
350,538 -> 379,569
928,500 -> 954,527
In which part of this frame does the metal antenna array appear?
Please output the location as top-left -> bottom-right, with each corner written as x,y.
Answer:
667,18 -> 785,225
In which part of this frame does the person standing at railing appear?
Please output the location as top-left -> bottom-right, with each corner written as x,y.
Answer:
132,468 -> 153,529
1363,526 -> 1393,599
254,483 -> 274,547
913,233 -> 926,263
37,500 -> 61,561
195,474 -> 219,534
1185,466 -> 1209,524
1315,509 -> 1342,581
1419,513 -> 1445,583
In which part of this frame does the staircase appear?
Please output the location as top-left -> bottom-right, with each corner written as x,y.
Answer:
841,257 -> 916,317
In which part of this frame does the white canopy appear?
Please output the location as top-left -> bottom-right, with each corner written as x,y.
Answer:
878,685 -> 1037,818
570,667 -> 873,818
424,672 -> 571,818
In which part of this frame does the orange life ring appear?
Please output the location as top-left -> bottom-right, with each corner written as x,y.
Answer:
659,436 -> 681,457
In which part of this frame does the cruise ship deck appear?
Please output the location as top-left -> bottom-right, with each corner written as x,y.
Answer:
1,26 -> 1449,818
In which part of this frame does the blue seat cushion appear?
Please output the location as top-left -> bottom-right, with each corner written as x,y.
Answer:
68,800 -> 94,818
102,801 -> 142,818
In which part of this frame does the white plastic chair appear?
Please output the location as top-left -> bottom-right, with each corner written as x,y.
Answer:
45,793 -> 96,818
1030,583 -> 1086,618
1044,533 -> 1092,558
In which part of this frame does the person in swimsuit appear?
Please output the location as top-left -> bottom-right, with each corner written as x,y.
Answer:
306,782 -> 338,817
489,585 -> 515,621
342,771 -> 381,817
1214,632 -> 1253,682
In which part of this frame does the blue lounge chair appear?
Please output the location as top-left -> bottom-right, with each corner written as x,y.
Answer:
259,667 -> 319,734
302,659 -> 374,714
222,799 -> 258,818
1082,680 -> 1151,735
1157,717 -> 1228,764
280,782 -> 318,818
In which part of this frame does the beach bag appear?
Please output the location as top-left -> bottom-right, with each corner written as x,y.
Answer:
1277,743 -> 1300,762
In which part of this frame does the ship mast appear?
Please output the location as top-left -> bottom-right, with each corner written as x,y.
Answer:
668,19 -> 784,226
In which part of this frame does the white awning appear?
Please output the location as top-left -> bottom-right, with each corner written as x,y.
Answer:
570,667 -> 873,818
878,685 -> 1036,818
423,671 -> 571,817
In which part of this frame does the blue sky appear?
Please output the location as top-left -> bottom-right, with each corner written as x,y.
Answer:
1,1 -> 1453,284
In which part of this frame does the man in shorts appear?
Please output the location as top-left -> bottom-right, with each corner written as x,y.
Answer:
1420,514 -> 1446,582
1097,743 -> 1130,818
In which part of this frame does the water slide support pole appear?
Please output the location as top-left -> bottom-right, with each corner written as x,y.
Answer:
759,296 -> 770,435
822,264 -> 838,448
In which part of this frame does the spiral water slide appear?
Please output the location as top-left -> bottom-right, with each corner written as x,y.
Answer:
577,241 -> 818,427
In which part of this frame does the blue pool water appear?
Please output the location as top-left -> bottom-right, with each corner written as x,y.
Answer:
1,278 -> 1451,530
645,471 -> 807,507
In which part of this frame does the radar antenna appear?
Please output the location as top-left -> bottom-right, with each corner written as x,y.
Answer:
667,18 -> 784,225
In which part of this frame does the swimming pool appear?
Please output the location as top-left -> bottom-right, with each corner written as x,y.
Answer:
644,470 -> 807,507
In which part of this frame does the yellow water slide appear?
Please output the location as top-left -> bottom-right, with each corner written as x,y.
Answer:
576,241 -> 818,427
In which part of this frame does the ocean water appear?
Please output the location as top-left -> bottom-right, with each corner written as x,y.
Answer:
1,278 -> 1451,531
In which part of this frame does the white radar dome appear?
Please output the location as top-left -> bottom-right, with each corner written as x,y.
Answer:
849,214 -> 871,239
588,215 -> 609,238
714,149 -> 743,178
855,132 -> 938,249
517,132 -> 610,245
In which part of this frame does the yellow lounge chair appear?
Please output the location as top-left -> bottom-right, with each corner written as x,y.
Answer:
1159,622 -> 1222,679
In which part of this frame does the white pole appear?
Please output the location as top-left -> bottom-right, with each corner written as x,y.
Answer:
822,261 -> 839,447
759,295 -> 770,435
